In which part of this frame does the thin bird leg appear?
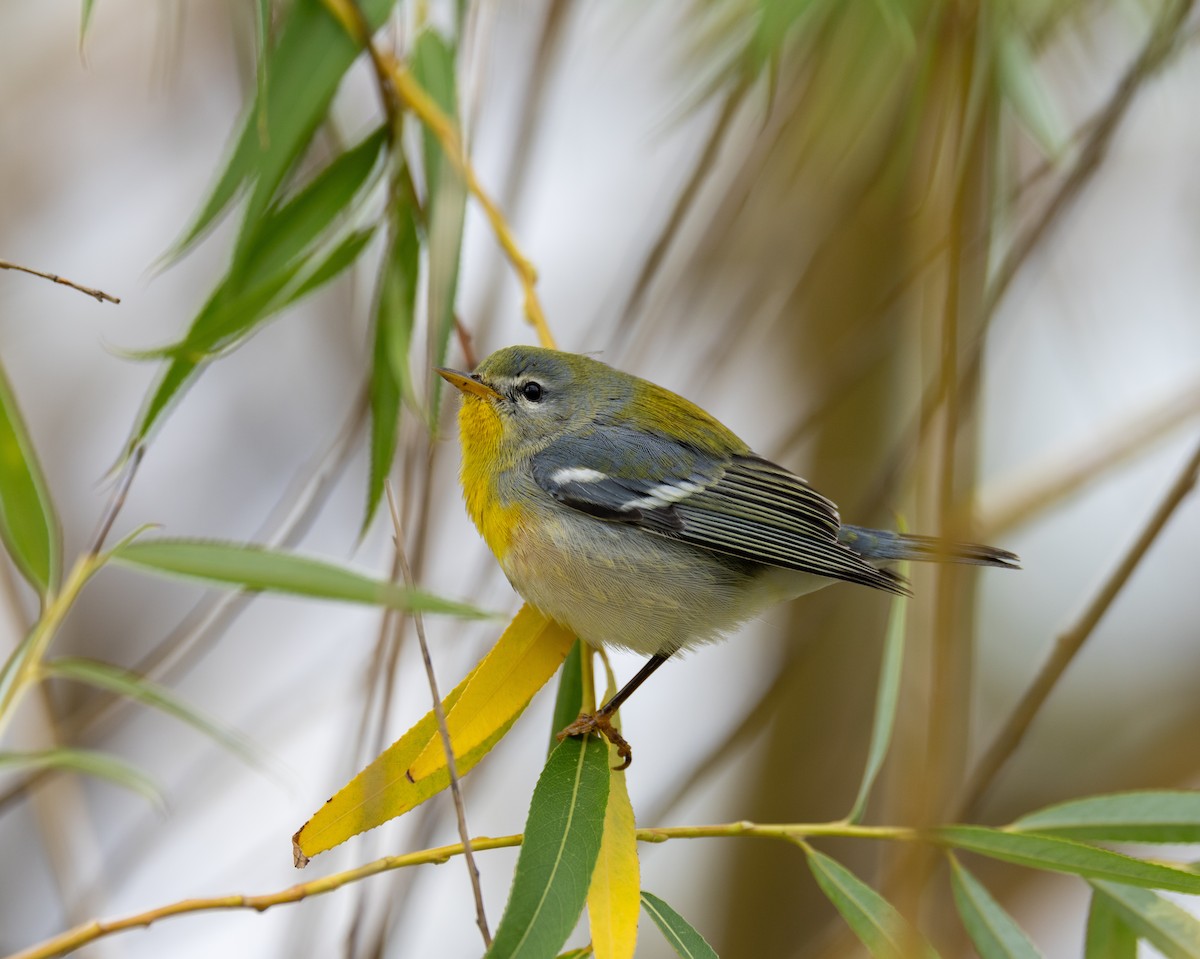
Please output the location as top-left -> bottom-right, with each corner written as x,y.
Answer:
557,654 -> 670,770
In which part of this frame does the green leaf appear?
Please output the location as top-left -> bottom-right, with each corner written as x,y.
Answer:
0,748 -> 162,808
109,538 -> 491,618
411,29 -> 467,417
280,225 -> 377,307
44,657 -> 265,770
1085,890 -> 1139,959
1090,881 -> 1200,959
640,890 -> 719,959
948,856 -> 1042,959
934,826 -> 1200,894
0,359 -> 60,599
486,735 -> 611,959
847,586 -> 907,822
1012,791 -> 1200,844
805,846 -> 936,959
548,641 -> 584,757
174,0 -> 396,254
996,27 -> 1065,158
555,950 -> 593,959
365,196 -> 420,531
254,0 -> 271,147
233,124 -> 387,289
80,0 -> 97,45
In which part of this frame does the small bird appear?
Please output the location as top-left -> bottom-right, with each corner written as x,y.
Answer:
438,346 -> 1017,768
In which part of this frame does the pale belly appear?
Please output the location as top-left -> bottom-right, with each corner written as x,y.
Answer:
499,507 -> 831,657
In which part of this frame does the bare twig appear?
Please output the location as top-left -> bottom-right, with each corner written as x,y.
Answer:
383,484 -> 490,947
10,821 -> 914,959
0,259 -> 120,304
958,437 -> 1200,818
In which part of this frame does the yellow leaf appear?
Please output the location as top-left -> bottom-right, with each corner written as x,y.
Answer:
406,603 -> 575,781
587,748 -> 640,959
293,604 -> 572,863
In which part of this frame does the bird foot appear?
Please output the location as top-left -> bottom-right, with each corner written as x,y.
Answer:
557,711 -> 632,770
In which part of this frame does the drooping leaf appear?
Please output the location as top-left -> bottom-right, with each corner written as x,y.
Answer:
110,538 -> 489,618
80,0 -> 97,46
295,664 -> 510,860
365,191 -> 421,531
996,25 -> 1065,158
411,28 -> 467,417
126,126 -> 387,451
805,846 -> 936,959
0,359 -> 60,599
587,742 -> 640,959
486,735 -> 611,959
174,0 -> 396,254
407,604 -> 575,781
0,748 -> 161,808
1012,791 -> 1200,844
639,891 -> 719,959
295,604 -> 573,861
934,826 -> 1200,894
549,641 -> 584,756
44,657 -> 265,770
1090,881 -> 1200,959
948,856 -> 1043,959
1084,891 -> 1138,959
847,585 -> 907,822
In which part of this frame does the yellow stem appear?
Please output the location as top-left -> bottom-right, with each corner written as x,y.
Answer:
10,821 -> 917,959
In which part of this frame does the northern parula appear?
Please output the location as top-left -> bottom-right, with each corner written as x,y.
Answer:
437,345 -> 1018,767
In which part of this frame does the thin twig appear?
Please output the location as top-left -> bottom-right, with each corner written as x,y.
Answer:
957,437 -> 1200,818
9,821 -> 915,959
383,484 -> 490,948
0,259 -> 120,304
85,445 -> 145,557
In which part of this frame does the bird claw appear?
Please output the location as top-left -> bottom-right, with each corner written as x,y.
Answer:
556,711 -> 633,770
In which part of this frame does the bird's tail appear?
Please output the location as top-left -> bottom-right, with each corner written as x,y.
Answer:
837,525 -> 1020,569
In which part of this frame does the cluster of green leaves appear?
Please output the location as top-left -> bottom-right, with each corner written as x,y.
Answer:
3,0 -> 483,807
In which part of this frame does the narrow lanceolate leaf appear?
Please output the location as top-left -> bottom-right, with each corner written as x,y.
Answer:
127,126 -> 387,452
847,585 -> 907,822
996,27 -> 1065,158
1012,791 -> 1200,844
948,856 -> 1042,959
1084,891 -> 1138,959
1090,881 -> 1200,959
295,665 -> 512,860
411,28 -> 467,417
174,0 -> 397,254
296,605 -> 573,862
80,0 -> 97,46
486,735 -> 611,959
0,749 -> 161,808
44,657 -> 264,769
110,538 -> 489,618
0,360 -> 60,599
805,847 -> 935,959
640,891 -> 718,959
934,826 -> 1200,895
549,641 -> 584,757
407,604 -> 575,781
365,193 -> 420,532
587,744 -> 640,959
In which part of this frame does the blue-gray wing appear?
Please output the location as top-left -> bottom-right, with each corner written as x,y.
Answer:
530,430 -> 907,594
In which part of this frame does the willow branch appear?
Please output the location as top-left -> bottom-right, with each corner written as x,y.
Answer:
0,259 -> 120,304
318,0 -> 556,350
9,821 -> 915,959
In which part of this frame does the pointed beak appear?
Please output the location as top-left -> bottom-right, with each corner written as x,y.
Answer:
435,367 -> 502,401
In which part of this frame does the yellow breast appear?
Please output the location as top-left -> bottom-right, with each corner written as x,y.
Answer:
457,395 -> 522,560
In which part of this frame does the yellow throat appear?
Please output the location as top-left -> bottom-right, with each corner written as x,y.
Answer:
457,395 -> 521,560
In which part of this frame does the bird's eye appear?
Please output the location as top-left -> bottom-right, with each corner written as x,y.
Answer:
520,381 -> 544,403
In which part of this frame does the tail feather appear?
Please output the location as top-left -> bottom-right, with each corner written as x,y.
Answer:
837,525 -> 1020,569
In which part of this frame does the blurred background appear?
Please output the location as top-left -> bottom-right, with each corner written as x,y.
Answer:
2,1 -> 1199,956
